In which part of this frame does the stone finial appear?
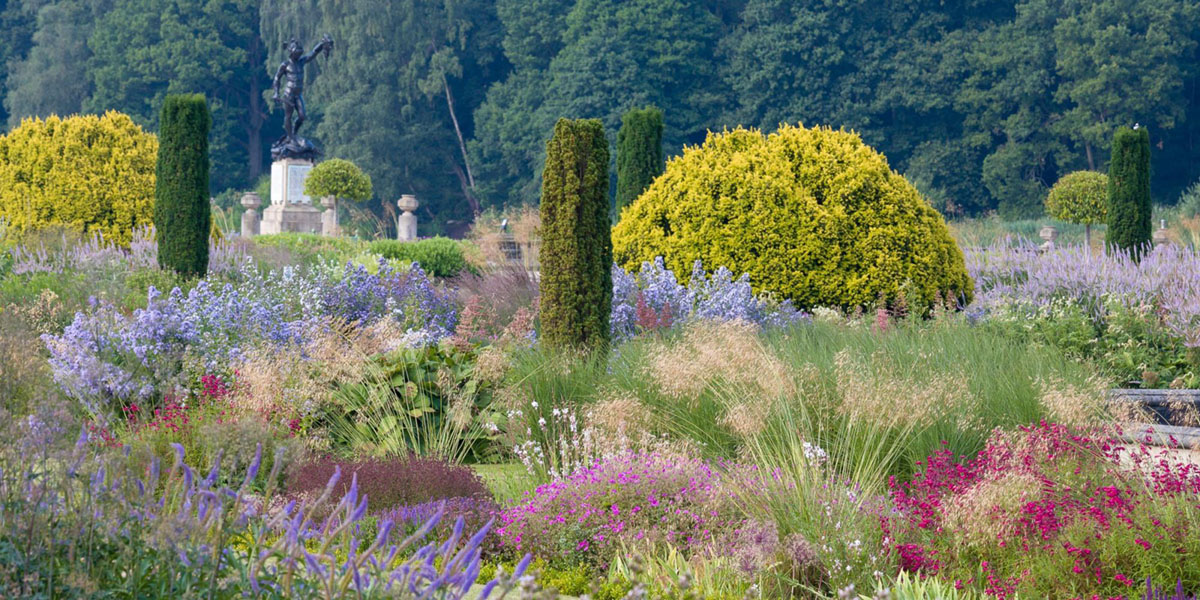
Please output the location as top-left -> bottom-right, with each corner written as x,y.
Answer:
397,194 -> 418,241
1038,225 -> 1058,253
240,192 -> 262,238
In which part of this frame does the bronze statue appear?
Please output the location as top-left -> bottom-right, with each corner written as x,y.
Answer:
271,34 -> 333,161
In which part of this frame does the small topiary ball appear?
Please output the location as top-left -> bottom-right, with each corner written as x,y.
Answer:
612,124 -> 972,310
1045,170 -> 1108,226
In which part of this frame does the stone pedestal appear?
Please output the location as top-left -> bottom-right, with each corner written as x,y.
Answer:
1038,225 -> 1058,253
1153,219 -> 1170,246
240,192 -> 261,237
262,158 -> 321,235
397,194 -> 418,241
321,195 -> 338,236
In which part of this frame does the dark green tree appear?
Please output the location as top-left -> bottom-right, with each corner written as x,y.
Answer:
615,106 -> 663,214
155,94 -> 211,278
539,118 -> 611,351
86,0 -> 267,191
4,1 -> 103,128
1106,126 -> 1151,258
472,0 -> 722,209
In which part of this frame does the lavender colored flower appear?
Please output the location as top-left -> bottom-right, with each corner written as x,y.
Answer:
610,257 -> 805,342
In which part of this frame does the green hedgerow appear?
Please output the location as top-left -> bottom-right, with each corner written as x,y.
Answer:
154,94 -> 211,278
368,237 -> 473,278
539,118 -> 612,351
612,124 -> 972,310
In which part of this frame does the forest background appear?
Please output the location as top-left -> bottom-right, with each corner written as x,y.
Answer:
2,0 -> 1197,235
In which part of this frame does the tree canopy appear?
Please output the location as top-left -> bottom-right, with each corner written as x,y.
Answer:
0,0 -> 1197,230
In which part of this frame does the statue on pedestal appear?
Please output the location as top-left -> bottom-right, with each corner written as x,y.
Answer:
271,34 -> 333,161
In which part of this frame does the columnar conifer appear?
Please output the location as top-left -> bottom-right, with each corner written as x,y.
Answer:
1106,126 -> 1151,259
539,118 -> 612,351
155,94 -> 211,277
616,107 -> 663,214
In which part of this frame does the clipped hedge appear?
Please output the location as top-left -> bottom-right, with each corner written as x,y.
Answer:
1107,126 -> 1152,259
539,118 -> 612,351
155,94 -> 211,278
0,112 -> 157,245
369,237 -> 472,278
613,124 -> 972,310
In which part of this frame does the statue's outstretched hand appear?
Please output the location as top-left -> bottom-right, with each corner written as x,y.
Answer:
321,34 -> 334,55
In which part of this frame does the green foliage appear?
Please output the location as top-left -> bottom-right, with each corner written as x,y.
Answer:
472,0 -> 721,208
982,298 -> 1195,389
1180,179 -> 1200,218
3,1 -> 101,128
0,112 -> 157,245
305,158 -> 373,203
538,118 -> 612,351
88,0 -> 268,191
615,107 -> 664,213
368,237 -> 473,278
326,343 -> 501,462
1046,171 -> 1108,225
250,232 -> 366,267
1106,126 -> 1152,257
154,94 -> 211,278
613,124 -> 973,310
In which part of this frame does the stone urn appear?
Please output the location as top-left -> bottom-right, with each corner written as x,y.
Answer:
397,194 -> 418,241
240,192 -> 262,238
1038,225 -> 1058,253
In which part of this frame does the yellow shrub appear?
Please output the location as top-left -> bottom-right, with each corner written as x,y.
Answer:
612,124 -> 973,310
0,112 -> 158,245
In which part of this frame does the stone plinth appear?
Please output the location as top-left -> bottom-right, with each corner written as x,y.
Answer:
321,195 -> 338,236
397,194 -> 418,241
262,158 -> 321,235
240,192 -> 261,237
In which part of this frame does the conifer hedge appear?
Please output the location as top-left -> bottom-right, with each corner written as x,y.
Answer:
616,107 -> 663,214
1106,126 -> 1152,259
539,118 -> 612,351
154,94 -> 211,278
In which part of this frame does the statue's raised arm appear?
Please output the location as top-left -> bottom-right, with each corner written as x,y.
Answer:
301,34 -> 333,64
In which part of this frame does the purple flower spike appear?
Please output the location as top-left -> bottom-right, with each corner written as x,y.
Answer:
241,443 -> 263,488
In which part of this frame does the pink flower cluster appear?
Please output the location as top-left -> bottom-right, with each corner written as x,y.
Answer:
887,422 -> 1200,598
495,451 -> 754,566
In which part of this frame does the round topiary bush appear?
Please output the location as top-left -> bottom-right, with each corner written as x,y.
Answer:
1045,170 -> 1108,248
305,157 -> 373,202
612,124 -> 972,310
0,112 -> 158,245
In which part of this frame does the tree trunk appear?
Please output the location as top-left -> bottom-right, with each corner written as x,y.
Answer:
451,161 -> 481,215
1085,141 -> 1095,171
1085,224 -> 1092,254
443,75 -> 476,191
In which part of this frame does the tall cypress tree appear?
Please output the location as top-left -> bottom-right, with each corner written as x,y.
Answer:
155,94 -> 211,278
1106,126 -> 1151,259
539,118 -> 612,351
615,106 -> 664,214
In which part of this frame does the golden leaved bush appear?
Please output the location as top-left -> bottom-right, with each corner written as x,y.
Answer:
0,112 -> 157,245
612,124 -> 973,310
